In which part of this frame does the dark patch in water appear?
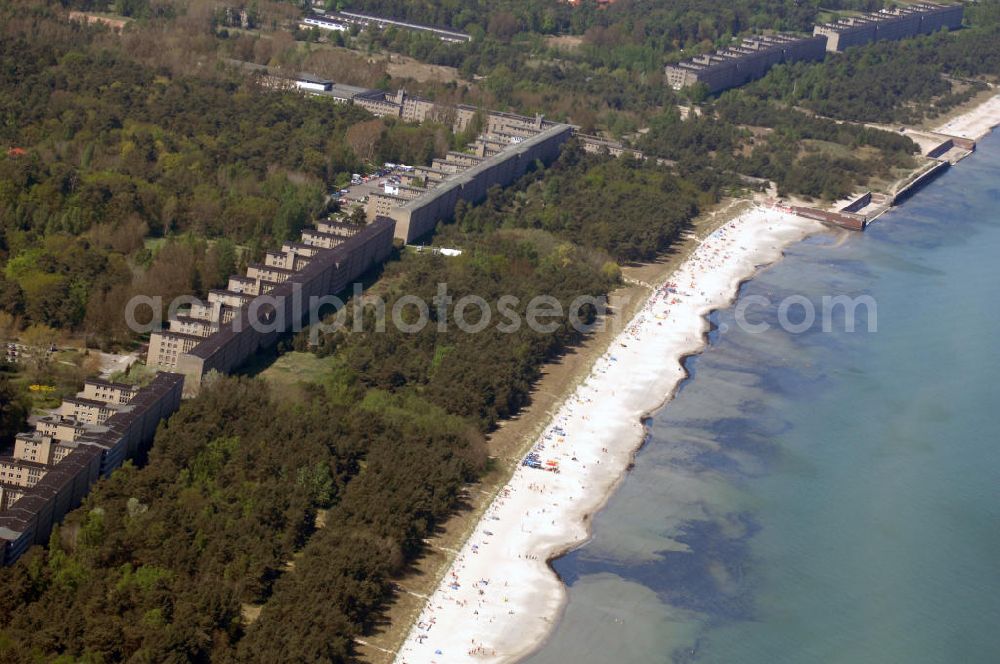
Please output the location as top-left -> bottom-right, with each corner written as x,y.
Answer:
682,447 -> 745,476
554,513 -> 760,625
656,414 -> 793,479
672,636 -> 711,664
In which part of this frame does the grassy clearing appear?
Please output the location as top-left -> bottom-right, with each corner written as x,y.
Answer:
255,351 -> 342,390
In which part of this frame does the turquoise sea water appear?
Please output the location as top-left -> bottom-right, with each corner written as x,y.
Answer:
525,133 -> 1000,664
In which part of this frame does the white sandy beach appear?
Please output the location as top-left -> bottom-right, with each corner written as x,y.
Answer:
934,93 -> 1000,139
393,207 -> 823,664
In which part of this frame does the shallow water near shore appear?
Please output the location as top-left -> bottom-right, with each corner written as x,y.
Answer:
524,134 -> 1000,664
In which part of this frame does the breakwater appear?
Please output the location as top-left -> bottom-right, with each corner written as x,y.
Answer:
891,159 -> 950,205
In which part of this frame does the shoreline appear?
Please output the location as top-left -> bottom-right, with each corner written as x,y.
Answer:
932,91 -> 1000,140
393,207 -> 825,664
390,92 -> 1000,664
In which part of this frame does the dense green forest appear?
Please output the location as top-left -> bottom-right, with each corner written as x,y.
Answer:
325,0 -> 1000,133
0,375 -> 30,448
747,22 -> 1000,123
451,143 -> 705,262
0,9 -> 644,660
337,0 -> 875,45
0,157 -> 627,662
0,224 -> 623,661
0,377 -> 486,662
630,0 -> 1000,196
304,226 -> 620,429
0,6 -> 448,339
637,94 -> 920,201
291,0 -> 880,129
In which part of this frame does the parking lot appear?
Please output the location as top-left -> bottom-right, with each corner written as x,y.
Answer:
335,164 -> 410,212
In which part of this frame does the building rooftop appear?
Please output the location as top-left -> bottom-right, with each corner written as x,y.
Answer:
282,241 -> 321,252
0,456 -> 49,470
318,219 -> 362,231
331,10 -> 472,41
815,2 -> 959,31
68,395 -> 115,406
36,413 -> 80,425
152,329 -> 207,342
84,377 -> 136,390
208,289 -> 253,299
296,72 -> 332,86
396,124 -> 572,215
302,228 -> 351,240
188,218 -> 394,362
328,83 -> 376,99
247,262 -> 296,274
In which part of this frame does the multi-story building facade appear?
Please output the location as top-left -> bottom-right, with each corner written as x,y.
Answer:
353,89 -> 406,118
315,220 -> 361,238
577,134 -> 644,159
665,34 -> 827,94
146,330 -> 203,369
365,192 -> 406,221
301,228 -> 350,250
410,167 -> 449,185
814,3 -> 963,52
0,373 -> 184,564
667,4 -> 963,94
365,182 -> 433,220
266,242 -> 319,271
144,217 -> 396,393
80,378 -> 137,404
387,122 -> 573,243
352,88 -> 452,124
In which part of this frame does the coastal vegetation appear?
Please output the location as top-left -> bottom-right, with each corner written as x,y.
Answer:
0,377 -> 486,661
304,226 -> 620,430
0,206 -> 625,661
747,20 -> 1000,124
1,0 -> 998,661
0,0 -> 718,342
0,14 -> 634,654
638,94 -> 920,201
293,0 -> 1000,141
451,144 -> 705,262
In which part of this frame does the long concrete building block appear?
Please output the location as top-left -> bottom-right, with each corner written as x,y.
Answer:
814,3 -> 963,52
391,123 -> 573,243
0,373 -> 184,565
666,34 -> 827,94
176,217 -> 396,394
